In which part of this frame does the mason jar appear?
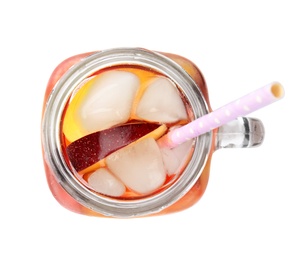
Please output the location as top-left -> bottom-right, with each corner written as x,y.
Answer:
41,48 -> 264,218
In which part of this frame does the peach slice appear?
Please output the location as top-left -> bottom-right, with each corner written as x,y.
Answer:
77,124 -> 167,175
66,123 -> 161,172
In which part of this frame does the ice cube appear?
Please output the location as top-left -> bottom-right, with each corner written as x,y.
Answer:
160,140 -> 193,176
106,138 -> 166,195
88,168 -> 126,197
77,70 -> 139,133
136,77 -> 188,123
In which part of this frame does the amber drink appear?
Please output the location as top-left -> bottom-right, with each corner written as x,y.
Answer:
42,48 -> 219,217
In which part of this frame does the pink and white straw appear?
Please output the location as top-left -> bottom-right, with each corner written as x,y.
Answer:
159,82 -> 284,148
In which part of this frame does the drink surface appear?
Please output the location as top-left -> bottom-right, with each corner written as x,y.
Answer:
61,65 -> 195,199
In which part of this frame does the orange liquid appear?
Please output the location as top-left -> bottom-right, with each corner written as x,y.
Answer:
61,65 -> 195,199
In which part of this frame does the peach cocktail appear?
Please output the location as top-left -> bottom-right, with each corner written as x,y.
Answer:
41,49 -> 214,217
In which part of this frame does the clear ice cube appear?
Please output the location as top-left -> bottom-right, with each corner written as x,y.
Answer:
78,70 -> 139,133
136,77 -> 188,123
160,140 -> 193,176
88,168 -> 126,197
106,138 -> 166,195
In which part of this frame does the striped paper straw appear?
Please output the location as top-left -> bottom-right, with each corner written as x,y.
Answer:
159,82 -> 284,148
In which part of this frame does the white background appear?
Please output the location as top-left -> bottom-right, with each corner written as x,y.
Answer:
1,0 -> 302,259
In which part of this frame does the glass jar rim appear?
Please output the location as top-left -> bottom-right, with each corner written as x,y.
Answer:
42,47 -> 212,218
